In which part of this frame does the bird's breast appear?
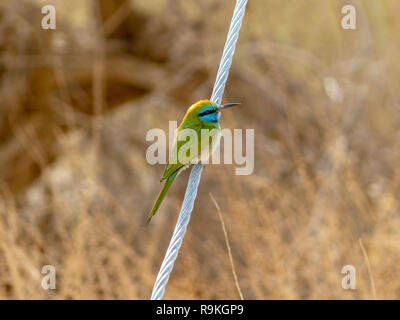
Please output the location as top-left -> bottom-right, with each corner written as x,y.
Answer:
198,128 -> 221,164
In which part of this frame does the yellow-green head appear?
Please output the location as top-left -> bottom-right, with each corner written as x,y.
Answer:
180,99 -> 240,129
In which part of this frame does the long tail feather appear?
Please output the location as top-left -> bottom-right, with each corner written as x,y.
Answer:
147,172 -> 178,223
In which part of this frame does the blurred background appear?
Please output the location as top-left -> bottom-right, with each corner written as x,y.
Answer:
0,0 -> 399,299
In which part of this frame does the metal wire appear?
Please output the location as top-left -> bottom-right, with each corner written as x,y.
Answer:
150,0 -> 248,300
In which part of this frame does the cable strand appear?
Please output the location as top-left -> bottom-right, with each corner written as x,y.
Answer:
150,0 -> 248,300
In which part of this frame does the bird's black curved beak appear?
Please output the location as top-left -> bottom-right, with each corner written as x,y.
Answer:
217,102 -> 241,110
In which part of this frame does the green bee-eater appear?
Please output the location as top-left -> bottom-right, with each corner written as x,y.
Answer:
147,99 -> 240,222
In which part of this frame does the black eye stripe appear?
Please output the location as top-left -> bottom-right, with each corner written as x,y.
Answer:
199,109 -> 216,117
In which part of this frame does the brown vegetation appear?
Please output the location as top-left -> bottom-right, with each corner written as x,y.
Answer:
0,0 -> 399,299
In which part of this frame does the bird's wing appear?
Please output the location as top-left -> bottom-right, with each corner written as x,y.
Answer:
161,162 -> 184,182
161,123 -> 202,181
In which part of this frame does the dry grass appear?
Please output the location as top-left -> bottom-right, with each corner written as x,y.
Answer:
0,0 -> 399,299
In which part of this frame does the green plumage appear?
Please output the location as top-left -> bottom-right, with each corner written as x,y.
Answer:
147,99 -> 239,222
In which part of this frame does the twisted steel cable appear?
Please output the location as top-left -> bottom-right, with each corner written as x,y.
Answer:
150,0 -> 248,300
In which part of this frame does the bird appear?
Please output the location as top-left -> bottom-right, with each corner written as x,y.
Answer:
147,99 -> 240,222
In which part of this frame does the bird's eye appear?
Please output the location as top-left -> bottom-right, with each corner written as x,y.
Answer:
200,108 -> 215,117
